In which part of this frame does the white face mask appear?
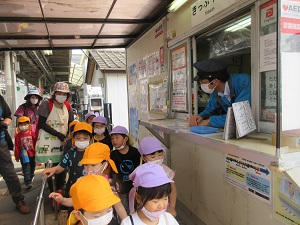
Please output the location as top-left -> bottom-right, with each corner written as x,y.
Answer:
84,164 -> 106,175
94,128 -> 105,135
141,206 -> 166,222
81,210 -> 113,225
151,158 -> 164,166
200,80 -> 216,94
55,94 -> 67,103
30,98 -> 38,105
19,125 -> 29,131
113,143 -> 125,151
75,141 -> 90,149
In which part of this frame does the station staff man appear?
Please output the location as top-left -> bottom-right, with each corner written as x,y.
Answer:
189,59 -> 251,128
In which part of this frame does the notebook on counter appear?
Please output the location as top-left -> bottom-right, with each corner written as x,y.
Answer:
223,101 -> 256,140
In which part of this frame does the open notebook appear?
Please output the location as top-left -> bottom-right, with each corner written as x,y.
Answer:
223,100 -> 256,140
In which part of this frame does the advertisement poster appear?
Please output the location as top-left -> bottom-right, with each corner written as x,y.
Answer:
140,79 -> 148,113
128,63 -> 137,85
129,107 -> 138,147
260,0 -> 277,28
171,45 -> 188,111
225,154 -> 271,204
148,52 -> 160,78
138,59 -> 147,80
273,171 -> 300,225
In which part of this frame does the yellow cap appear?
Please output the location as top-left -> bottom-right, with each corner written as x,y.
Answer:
73,122 -> 92,134
80,143 -> 118,173
70,175 -> 120,212
18,116 -> 30,123
69,120 -> 79,129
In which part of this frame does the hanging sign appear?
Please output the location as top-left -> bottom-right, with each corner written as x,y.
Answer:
191,0 -> 236,27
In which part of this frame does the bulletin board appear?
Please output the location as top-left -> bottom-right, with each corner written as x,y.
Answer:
148,80 -> 168,114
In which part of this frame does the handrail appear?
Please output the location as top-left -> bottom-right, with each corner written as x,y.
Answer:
32,160 -> 54,225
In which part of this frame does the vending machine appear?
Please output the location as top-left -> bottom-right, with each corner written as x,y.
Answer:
88,86 -> 103,117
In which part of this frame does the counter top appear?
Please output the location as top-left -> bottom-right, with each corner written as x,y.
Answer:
139,119 -> 300,158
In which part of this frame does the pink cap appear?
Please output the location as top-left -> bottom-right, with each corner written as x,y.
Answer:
92,116 -> 107,125
110,125 -> 128,135
85,113 -> 95,122
138,137 -> 164,155
129,163 -> 173,213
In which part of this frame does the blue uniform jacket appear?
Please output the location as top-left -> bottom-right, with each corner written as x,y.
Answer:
199,73 -> 251,128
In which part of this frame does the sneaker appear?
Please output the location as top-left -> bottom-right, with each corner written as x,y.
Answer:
16,201 -> 30,214
26,183 -> 33,190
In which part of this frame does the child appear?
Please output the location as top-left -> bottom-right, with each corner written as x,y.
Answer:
139,136 -> 177,217
122,163 -> 179,225
14,116 -> 36,190
42,122 -> 93,197
50,142 -> 128,221
110,126 -> 141,213
85,112 -> 96,125
67,175 -> 121,225
92,116 -> 113,150
64,120 -> 79,154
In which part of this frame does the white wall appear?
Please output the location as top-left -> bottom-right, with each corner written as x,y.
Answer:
106,72 -> 128,129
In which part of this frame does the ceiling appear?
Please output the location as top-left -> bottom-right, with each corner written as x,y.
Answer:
0,0 -> 172,89
0,0 -> 172,50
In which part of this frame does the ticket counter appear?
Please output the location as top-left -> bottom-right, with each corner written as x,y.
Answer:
126,0 -> 300,224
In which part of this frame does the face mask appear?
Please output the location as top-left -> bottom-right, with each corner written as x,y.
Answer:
84,164 -> 105,175
151,158 -> 164,166
141,206 -> 166,222
19,125 -> 29,131
55,94 -> 67,103
113,143 -> 125,151
30,98 -> 38,105
75,141 -> 90,149
94,128 -> 105,135
81,210 -> 113,225
200,80 -> 216,94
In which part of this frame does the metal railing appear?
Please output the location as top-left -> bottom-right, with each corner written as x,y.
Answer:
32,159 -> 58,225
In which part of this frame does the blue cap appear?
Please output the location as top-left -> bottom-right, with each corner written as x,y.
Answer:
24,89 -> 42,100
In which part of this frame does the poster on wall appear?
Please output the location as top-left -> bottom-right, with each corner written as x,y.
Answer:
148,51 -> 160,78
128,85 -> 137,107
171,45 -> 188,112
273,171 -> 300,225
140,79 -> 148,113
260,32 -> 276,72
129,107 -> 139,147
138,58 -> 147,79
225,154 -> 272,204
128,63 -> 137,85
148,80 -> 168,113
281,0 -> 300,34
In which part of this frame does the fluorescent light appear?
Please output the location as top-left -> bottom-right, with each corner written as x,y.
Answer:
44,50 -> 53,55
225,18 -> 251,32
168,0 -> 188,13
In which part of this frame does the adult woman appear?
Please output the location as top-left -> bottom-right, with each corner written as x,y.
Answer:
36,82 -> 74,192
14,89 -> 42,136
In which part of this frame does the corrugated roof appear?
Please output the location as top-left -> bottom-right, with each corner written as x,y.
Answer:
89,49 -> 126,69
